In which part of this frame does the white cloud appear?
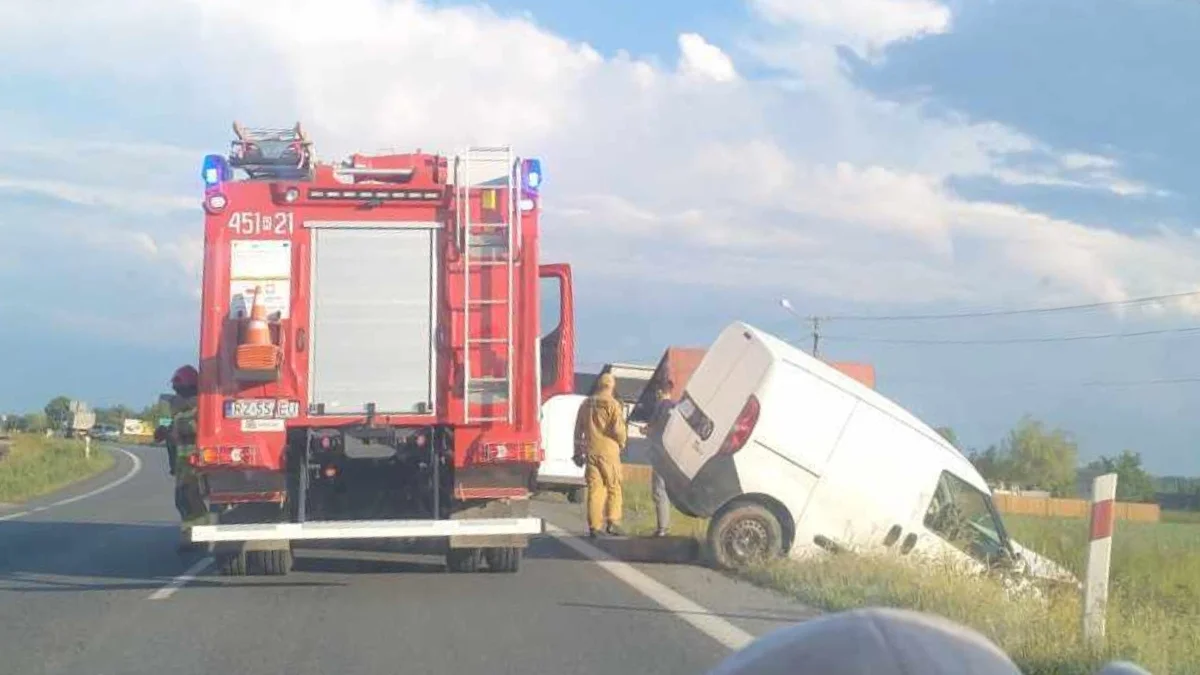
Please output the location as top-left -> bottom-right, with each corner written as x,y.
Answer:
0,0 -> 1195,331
0,176 -> 193,214
677,33 -> 739,83
749,0 -> 952,57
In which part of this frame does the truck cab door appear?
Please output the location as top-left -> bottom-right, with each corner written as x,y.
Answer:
538,263 -> 575,402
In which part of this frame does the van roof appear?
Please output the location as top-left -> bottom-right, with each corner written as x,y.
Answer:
735,322 -> 988,493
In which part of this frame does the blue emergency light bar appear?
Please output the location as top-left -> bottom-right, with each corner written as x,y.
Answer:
202,154 -> 232,188
521,158 -> 542,194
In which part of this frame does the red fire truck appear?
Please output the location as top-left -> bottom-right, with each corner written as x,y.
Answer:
187,123 -> 575,576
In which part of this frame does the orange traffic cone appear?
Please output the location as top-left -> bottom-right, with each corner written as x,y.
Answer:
236,286 -> 280,371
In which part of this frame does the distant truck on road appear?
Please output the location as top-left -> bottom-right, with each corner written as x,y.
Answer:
63,400 -> 95,439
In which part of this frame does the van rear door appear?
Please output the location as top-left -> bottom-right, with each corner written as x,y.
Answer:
665,325 -> 769,481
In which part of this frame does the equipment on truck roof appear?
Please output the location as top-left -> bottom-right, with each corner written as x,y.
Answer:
229,122 -> 314,180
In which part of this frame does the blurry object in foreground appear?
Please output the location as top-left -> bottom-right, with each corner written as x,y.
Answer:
704,606 -> 1149,675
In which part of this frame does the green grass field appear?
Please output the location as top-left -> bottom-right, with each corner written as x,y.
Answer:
0,434 -> 115,504
621,479 -> 1200,674
1162,509 -> 1200,525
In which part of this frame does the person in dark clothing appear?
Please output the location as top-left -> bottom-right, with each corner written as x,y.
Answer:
163,365 -> 206,552
162,365 -> 199,477
645,379 -> 675,537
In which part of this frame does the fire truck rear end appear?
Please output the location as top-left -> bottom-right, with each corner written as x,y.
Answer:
188,123 -> 576,576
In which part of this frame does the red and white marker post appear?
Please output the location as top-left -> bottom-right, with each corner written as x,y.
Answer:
1082,472 -> 1118,647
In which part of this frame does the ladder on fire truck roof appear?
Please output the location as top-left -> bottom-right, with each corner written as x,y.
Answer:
456,147 -> 519,425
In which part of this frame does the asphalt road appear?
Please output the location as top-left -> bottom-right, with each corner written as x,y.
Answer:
0,445 -> 815,675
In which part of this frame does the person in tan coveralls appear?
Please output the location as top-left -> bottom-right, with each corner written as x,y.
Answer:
573,372 -> 628,537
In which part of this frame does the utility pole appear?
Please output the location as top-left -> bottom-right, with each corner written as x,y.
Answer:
811,316 -> 821,358
780,298 -> 823,358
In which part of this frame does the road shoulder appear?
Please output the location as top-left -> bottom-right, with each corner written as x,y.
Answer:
533,498 -> 820,642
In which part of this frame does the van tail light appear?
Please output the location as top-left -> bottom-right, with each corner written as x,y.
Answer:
717,395 -> 760,456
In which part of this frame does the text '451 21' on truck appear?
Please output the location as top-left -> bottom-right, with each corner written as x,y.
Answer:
187,123 -> 576,576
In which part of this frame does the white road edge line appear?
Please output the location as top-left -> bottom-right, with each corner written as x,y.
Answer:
148,556 -> 214,600
545,522 -> 755,651
0,446 -> 143,522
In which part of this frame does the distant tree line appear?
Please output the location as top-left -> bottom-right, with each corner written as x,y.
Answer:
935,415 -> 1165,505
1,395 -> 170,435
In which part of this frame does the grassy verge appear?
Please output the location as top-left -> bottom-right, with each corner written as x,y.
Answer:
0,434 -> 115,504
1163,509 -> 1200,525
621,479 -> 1200,674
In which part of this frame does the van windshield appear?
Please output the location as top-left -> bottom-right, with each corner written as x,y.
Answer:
923,471 -> 1012,567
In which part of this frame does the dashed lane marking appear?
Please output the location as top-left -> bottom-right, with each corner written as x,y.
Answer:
148,556 -> 215,600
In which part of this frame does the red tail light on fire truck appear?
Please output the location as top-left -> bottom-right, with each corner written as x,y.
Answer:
189,445 -> 260,467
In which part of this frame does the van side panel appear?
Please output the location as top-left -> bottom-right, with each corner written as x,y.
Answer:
730,439 -> 820,536
792,403 -> 944,555
728,358 -> 860,546
751,358 -> 859,477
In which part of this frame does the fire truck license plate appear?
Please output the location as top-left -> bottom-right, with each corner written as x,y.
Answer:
224,399 -> 300,420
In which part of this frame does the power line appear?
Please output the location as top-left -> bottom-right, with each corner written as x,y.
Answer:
813,289 -> 1200,322
889,376 -> 1200,391
823,325 -> 1200,345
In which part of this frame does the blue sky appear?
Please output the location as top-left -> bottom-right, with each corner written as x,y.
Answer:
2,0 -> 1199,474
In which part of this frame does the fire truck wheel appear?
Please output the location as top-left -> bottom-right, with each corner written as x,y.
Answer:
567,487 -> 586,504
446,547 -> 482,573
218,552 -> 248,577
247,549 -> 293,576
484,547 -> 521,573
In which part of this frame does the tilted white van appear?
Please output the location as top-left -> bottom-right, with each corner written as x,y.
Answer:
652,321 -> 1073,584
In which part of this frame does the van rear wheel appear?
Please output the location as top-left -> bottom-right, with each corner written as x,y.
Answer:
707,502 -> 784,570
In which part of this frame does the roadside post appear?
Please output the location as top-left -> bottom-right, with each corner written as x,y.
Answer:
1082,472 -> 1118,647
84,434 -> 91,459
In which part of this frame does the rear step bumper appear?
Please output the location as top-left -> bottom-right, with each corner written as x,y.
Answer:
190,517 -> 544,543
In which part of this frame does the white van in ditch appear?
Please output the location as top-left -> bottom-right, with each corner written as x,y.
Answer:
653,321 -> 1071,583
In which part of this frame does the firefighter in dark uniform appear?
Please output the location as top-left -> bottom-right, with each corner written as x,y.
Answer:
165,365 -> 208,552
